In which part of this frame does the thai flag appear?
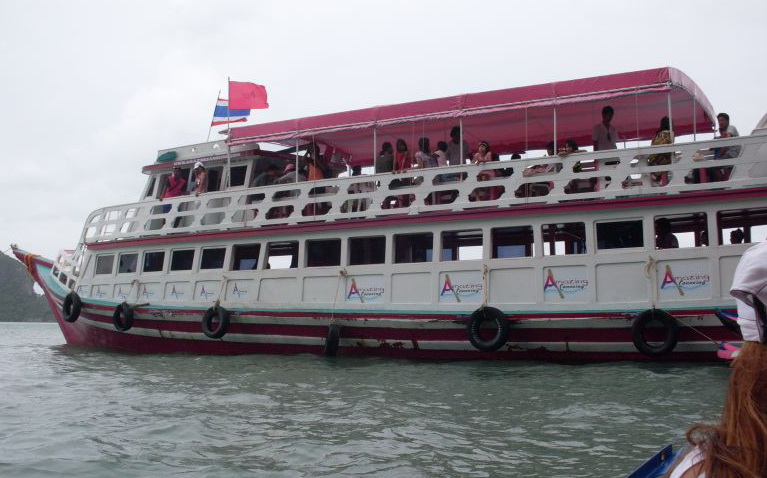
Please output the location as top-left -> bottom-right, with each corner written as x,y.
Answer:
211,98 -> 250,126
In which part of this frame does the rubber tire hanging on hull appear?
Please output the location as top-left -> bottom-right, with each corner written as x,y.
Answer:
324,324 -> 341,357
202,306 -> 230,339
112,302 -> 135,332
467,306 -> 510,352
62,292 -> 82,323
631,309 -> 679,357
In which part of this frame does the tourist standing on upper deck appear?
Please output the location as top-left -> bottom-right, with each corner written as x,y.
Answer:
446,126 -> 471,166
159,165 -> 187,213
376,142 -> 394,173
434,141 -> 448,167
715,112 -> 740,159
592,106 -> 618,150
393,139 -> 412,173
414,137 -> 437,169
193,162 -> 208,196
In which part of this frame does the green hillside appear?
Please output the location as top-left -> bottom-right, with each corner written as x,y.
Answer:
0,253 -> 53,321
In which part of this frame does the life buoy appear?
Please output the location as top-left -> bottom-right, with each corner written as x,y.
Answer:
467,306 -> 510,352
202,306 -> 230,339
324,324 -> 341,357
112,302 -> 134,331
631,309 -> 679,357
62,292 -> 82,323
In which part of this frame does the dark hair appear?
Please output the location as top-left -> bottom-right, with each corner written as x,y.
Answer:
380,142 -> 393,154
418,137 -> 430,153
546,141 -> 555,153
478,140 -> 490,150
267,164 -> 280,171
450,126 -> 461,139
717,112 -> 730,122
565,138 -> 579,150
352,165 -> 362,174
659,116 -> 671,132
511,153 -> 522,160
396,138 -> 408,152
656,217 -> 671,232
436,141 -> 448,152
602,105 -> 614,116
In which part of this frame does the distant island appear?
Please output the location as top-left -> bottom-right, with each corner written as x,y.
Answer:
0,252 -> 52,322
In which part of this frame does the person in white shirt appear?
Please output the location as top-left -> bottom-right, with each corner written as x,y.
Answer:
592,105 -> 618,151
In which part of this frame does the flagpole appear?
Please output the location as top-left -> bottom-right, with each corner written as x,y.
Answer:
206,90 -> 221,142
225,78 -> 232,189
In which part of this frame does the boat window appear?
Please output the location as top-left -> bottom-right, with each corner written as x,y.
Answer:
143,251 -> 165,273
306,239 -> 341,267
596,220 -> 643,250
232,244 -> 261,270
170,249 -> 195,271
718,207 -> 767,245
118,253 -> 138,273
492,226 -> 534,258
442,229 -> 483,261
265,241 -> 298,269
543,222 -> 587,255
230,165 -> 247,187
394,233 -> 433,264
207,167 -> 223,193
349,236 -> 385,265
143,176 -> 157,199
654,213 -> 708,249
95,255 -> 114,275
200,248 -> 226,269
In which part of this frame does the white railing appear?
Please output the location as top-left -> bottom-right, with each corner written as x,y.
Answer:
78,136 -> 767,247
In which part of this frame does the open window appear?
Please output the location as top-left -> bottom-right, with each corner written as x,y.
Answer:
441,229 -> 483,261
265,241 -> 299,269
653,213 -> 708,249
349,236 -> 385,265
231,244 -> 261,270
394,232 -> 433,264
717,207 -> 767,245
200,247 -> 226,269
595,220 -> 642,250
306,239 -> 341,267
492,226 -> 534,258
170,249 -> 195,271
142,251 -> 165,273
543,222 -> 587,255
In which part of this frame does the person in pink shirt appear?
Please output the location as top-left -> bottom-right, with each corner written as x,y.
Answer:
159,166 -> 187,213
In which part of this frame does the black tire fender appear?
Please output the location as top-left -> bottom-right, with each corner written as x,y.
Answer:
631,309 -> 679,357
202,306 -> 230,339
324,323 -> 341,357
62,292 -> 82,323
467,306 -> 510,352
112,302 -> 135,332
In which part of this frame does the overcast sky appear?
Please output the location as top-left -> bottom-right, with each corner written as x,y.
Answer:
1,0 -> 766,260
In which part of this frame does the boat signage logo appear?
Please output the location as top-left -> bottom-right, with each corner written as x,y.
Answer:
141,284 -> 155,299
345,276 -> 385,304
231,281 -> 248,298
543,268 -> 589,300
658,262 -> 711,298
438,272 -> 482,303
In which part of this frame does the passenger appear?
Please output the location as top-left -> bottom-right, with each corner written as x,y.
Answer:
344,165 -> 375,212
393,138 -> 412,173
376,142 -> 394,173
648,116 -> 675,186
250,164 -> 280,188
655,218 -> 679,249
559,139 -> 586,158
159,166 -> 187,212
592,105 -> 618,151
446,126 -> 470,166
472,141 -> 493,164
192,162 -> 208,196
711,112 -> 741,181
433,141 -> 449,167
414,137 -> 437,169
274,163 -> 306,184
523,141 -> 559,177
668,245 -> 767,478
305,144 -> 328,181
730,228 -> 745,244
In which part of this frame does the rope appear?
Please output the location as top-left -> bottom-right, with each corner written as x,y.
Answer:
330,267 -> 348,323
673,315 -> 720,344
481,263 -> 489,307
644,255 -> 658,308
216,276 -> 229,305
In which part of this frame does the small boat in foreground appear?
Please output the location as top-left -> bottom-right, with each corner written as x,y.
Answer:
13,67 -> 764,360
625,445 -> 680,478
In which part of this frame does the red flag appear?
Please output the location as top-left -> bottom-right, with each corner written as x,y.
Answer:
229,81 -> 269,109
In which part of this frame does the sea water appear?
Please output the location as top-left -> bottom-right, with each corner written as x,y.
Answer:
0,322 -> 728,477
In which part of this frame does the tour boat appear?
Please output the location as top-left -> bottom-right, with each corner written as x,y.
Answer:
13,67 -> 765,360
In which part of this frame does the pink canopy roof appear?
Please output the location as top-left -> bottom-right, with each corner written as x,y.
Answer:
229,67 -> 715,165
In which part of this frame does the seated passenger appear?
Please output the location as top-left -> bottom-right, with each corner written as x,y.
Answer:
274,163 -> 306,184
472,141 -> 493,164
523,142 -> 558,177
250,164 -> 280,188
730,228 -> 745,244
655,218 -> 679,249
433,141 -> 449,167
